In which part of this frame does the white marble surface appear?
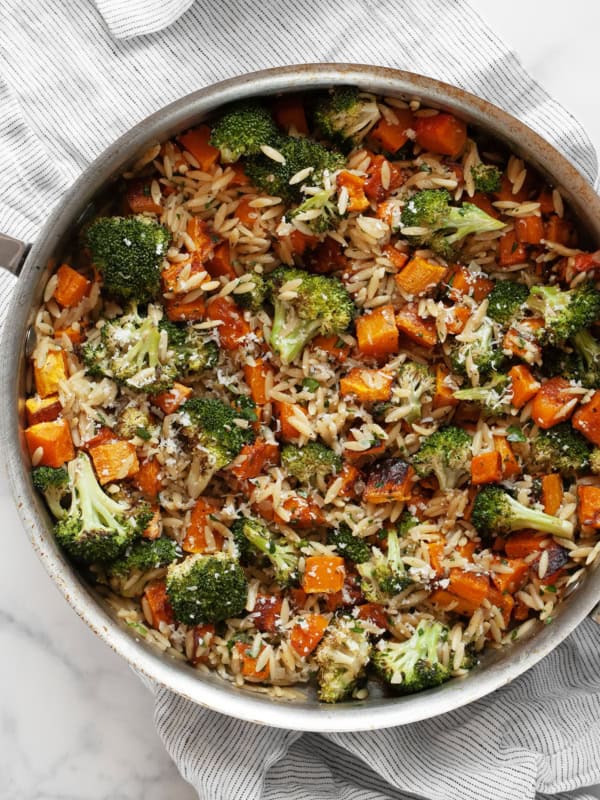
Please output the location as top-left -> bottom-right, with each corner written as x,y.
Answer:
2,3 -> 600,798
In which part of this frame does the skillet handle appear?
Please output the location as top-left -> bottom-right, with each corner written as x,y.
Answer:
0,233 -> 29,276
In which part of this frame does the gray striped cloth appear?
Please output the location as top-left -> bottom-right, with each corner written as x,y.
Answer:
1,1 -> 600,798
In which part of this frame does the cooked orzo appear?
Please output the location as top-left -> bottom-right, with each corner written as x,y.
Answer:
26,88 -> 600,703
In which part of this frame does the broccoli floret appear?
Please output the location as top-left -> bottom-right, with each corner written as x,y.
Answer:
54,453 -> 150,564
289,188 -> 340,234
107,537 -> 181,577
400,189 -> 505,260
392,360 -> 435,423
327,523 -> 371,564
82,305 -> 177,393
86,215 -> 170,303
160,320 -> 219,377
180,397 -> 255,485
487,280 -> 529,325
526,283 -> 600,345
372,619 -> 452,694
166,552 -> 248,625
315,615 -> 371,703
471,163 -> 502,193
234,516 -> 299,587
411,425 -> 472,491
591,448 -> 600,475
31,465 -> 70,520
453,374 -> 513,416
116,406 -> 153,440
267,267 -> 354,364
233,271 -> 268,312
471,485 -> 574,540
208,101 -> 279,163
572,329 -> 600,388
529,423 -> 591,478
397,510 -> 418,536
450,316 -> 505,378
357,528 -> 411,602
313,87 -> 381,148
281,442 -> 342,485
245,136 -> 345,202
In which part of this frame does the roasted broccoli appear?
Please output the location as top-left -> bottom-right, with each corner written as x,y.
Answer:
166,552 -> 248,625
591,448 -> 600,475
398,510 -> 419,537
107,536 -> 181,577
315,615 -> 371,703
400,189 -> 505,260
116,406 -> 153,441
372,619 -> 452,693
471,163 -> 502,193
571,329 -> 600,388
82,305 -> 177,393
289,188 -> 340,234
357,528 -> 411,602
450,316 -> 504,378
180,397 -> 255,487
233,271 -> 268,312
266,267 -> 354,364
208,101 -> 279,163
32,465 -> 70,520
160,320 -> 219,377
471,485 -> 574,539
392,360 -> 435,423
281,442 -> 342,485
312,86 -> 381,148
54,453 -> 151,564
486,280 -> 529,325
529,423 -> 591,477
411,425 -> 472,491
453,374 -> 513,416
233,516 -> 299,586
526,282 -> 600,345
86,215 -> 170,303
327,523 -> 371,564
245,136 -> 345,202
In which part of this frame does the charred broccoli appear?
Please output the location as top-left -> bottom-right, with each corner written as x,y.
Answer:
372,619 -> 452,693
357,528 -> 411,602
400,189 -> 505,260
471,485 -> 574,539
267,267 -> 354,364
391,360 -> 435,423
327,523 -> 371,564
315,615 -> 371,703
453,374 -> 513,416
233,516 -> 299,586
208,101 -> 279,163
86,215 -> 170,303
245,136 -> 345,202
160,319 -> 219,377
526,282 -> 600,345
233,271 -> 268,312
411,426 -> 472,491
486,280 -> 529,325
166,553 -> 248,625
471,163 -> 502,193
571,329 -> 600,388
54,453 -> 151,564
115,406 -> 154,441
32,465 -> 70,520
289,188 -> 340,234
107,536 -> 181,577
313,87 -> 381,148
281,442 -> 342,485
529,423 -> 591,477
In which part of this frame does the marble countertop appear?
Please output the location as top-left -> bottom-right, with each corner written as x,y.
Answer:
2,3 -> 600,798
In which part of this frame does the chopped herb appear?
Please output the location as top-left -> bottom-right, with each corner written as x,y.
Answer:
507,425 -> 527,443
302,377 -> 320,392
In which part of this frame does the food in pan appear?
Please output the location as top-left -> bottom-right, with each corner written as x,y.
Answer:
26,88 -> 600,702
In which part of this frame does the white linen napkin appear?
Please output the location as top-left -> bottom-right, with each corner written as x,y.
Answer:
1,1 -> 599,798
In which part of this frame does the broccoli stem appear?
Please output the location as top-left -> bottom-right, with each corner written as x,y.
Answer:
502,493 -> 573,537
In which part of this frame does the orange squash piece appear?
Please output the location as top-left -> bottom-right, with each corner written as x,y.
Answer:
493,436 -> 521,479
25,394 -> 62,426
151,382 -> 193,415
134,458 -> 162,501
531,377 -> 579,429
243,360 -> 273,405
312,335 -> 351,362
164,296 -> 206,322
178,125 -> 219,171
505,531 -> 548,559
577,485 -> 600,528
471,450 -> 503,485
273,401 -> 308,442
414,113 -> 467,158
363,459 -> 414,504
290,614 -> 329,656
336,171 -> 370,212
53,264 -> 91,308
234,642 -> 270,681
509,364 -> 541,409
370,111 -> 413,153
206,241 -> 236,280
395,304 -> 437,347
541,474 -> 563,516
144,581 -> 174,628
231,440 -> 279,480
25,418 -> 75,468
340,368 -> 393,402
432,363 -> 460,410
207,296 -> 250,350
447,569 -> 490,606
89,441 -> 139,484
356,305 -> 399,360
491,557 -> 530,594
572,390 -> 600,446
302,555 -> 345,594
182,497 -> 223,553
34,350 -> 68,399
395,256 -> 447,297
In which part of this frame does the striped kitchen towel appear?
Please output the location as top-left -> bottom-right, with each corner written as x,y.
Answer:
1,1 -> 600,799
